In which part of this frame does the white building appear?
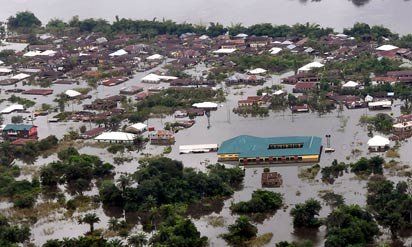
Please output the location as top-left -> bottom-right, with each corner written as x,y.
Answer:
95,132 -> 136,144
367,135 -> 390,152
125,123 -> 148,134
298,61 -> 324,73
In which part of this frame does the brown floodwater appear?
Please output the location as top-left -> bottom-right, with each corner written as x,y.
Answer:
1,65 -> 412,245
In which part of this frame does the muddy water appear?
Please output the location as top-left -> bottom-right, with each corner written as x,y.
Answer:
2,67 -> 412,245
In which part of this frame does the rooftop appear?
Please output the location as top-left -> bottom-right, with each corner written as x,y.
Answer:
218,135 -> 322,158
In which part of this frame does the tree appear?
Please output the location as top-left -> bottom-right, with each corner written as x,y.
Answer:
11,115 -> 23,124
128,233 -> 148,247
367,177 -> 412,238
79,213 -> 100,233
150,205 -> 207,247
116,174 -> 131,194
230,190 -> 283,215
0,214 -> 30,246
290,199 -> 322,228
8,11 -> 41,30
325,205 -> 379,247
221,216 -> 257,247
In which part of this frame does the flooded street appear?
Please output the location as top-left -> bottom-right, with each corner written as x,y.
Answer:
2,65 -> 411,245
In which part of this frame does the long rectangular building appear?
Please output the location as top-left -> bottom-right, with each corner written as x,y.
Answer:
217,135 -> 322,165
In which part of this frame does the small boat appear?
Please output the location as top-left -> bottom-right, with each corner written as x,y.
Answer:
325,148 -> 335,153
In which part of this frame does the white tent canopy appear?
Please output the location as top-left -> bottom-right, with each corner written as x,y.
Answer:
367,135 -> 390,147
146,54 -> 164,60
248,68 -> 267,75
298,61 -> 324,72
376,45 -> 398,51
65,89 -> 82,98
0,60 -> 4,65
213,48 -> 236,54
269,47 -> 282,55
192,102 -> 218,109
342,81 -> 359,88
141,73 -> 177,83
109,49 -> 128,57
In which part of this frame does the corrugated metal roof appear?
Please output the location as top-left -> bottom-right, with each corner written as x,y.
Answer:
3,124 -> 35,131
218,135 -> 322,158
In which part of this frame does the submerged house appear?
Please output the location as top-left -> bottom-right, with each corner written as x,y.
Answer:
217,135 -> 322,165
2,124 -> 38,141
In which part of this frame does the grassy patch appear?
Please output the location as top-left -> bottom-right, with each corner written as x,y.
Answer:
163,146 -> 172,154
298,164 -> 320,180
246,233 -> 274,247
206,215 -> 225,227
386,148 -> 400,158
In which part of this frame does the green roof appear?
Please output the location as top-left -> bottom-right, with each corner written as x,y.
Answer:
218,135 -> 322,158
3,124 -> 35,131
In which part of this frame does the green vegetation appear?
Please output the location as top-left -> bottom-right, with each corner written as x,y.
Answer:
343,22 -> 398,40
40,151 -> 114,195
129,88 -> 224,122
298,164 -> 320,180
319,191 -> 345,208
221,216 -> 258,247
43,234 -> 125,247
325,204 -> 380,247
8,11 -> 42,30
230,190 -> 283,220
150,204 -> 208,247
11,115 -> 23,124
8,95 -> 36,108
99,158 -> 244,211
290,199 -> 322,228
276,240 -> 314,247
359,113 -> 393,134
78,213 -> 100,233
350,156 -> 384,175
0,135 -> 59,165
321,159 -> 348,184
233,105 -> 269,118
367,176 -> 412,238
163,146 -> 172,154
0,175 -> 40,208
0,214 -> 30,246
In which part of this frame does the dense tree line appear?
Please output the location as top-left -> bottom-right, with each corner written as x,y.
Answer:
325,204 -> 380,247
367,176 -> 412,238
40,148 -> 114,195
100,158 -> 244,211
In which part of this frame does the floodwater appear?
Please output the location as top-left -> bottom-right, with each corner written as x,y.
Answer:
1,62 -> 412,245
1,0 -> 412,34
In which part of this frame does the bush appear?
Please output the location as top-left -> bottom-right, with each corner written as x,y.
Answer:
231,190 -> 283,215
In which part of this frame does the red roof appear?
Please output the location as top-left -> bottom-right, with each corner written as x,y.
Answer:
22,89 -> 53,95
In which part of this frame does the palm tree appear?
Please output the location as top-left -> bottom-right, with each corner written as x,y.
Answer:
79,213 -> 100,233
116,174 -> 131,193
108,217 -> 120,231
128,232 -> 148,247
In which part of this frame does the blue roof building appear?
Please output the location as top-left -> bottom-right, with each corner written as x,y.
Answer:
218,135 -> 322,164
